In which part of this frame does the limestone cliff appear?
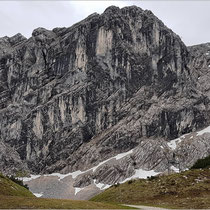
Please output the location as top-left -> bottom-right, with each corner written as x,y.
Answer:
0,6 -> 210,193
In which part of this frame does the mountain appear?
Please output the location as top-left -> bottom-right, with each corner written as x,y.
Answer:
0,5 -> 210,199
0,174 -> 126,209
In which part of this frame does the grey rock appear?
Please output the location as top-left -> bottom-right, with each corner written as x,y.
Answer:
0,5 -> 210,199
0,141 -> 27,175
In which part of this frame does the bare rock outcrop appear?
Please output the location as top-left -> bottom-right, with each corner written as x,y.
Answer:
0,6 -> 210,199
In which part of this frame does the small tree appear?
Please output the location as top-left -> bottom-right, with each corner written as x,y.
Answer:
191,155 -> 210,169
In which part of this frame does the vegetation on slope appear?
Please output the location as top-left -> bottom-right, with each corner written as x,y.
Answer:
191,155 -> 210,169
90,169 -> 210,209
0,173 -> 131,209
0,173 -> 34,197
8,175 -> 29,189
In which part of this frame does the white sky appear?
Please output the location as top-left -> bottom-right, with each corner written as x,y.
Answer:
0,1 -> 209,46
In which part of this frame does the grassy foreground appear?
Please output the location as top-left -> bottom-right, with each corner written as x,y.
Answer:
0,173 -> 34,197
0,173 -> 132,209
91,169 -> 210,209
0,195 -> 132,209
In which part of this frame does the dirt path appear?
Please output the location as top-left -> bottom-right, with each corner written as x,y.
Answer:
124,204 -> 169,210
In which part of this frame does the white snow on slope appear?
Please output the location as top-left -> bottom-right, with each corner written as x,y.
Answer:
130,169 -> 158,179
197,125 -> 210,136
74,187 -> 84,195
92,149 -> 134,172
115,149 -> 134,160
167,125 -> 210,151
22,175 -> 41,182
23,149 -> 134,182
22,170 -> 86,182
44,173 -> 67,180
93,179 -> 111,190
122,169 -> 159,183
167,138 -> 182,150
91,159 -> 113,172
47,170 -> 84,180
170,165 -> 179,172
71,170 -> 84,179
94,169 -> 159,190
33,192 -> 43,197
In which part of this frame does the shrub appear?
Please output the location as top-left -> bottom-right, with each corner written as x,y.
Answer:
7,175 -> 29,190
147,176 -> 157,181
113,183 -> 120,188
191,155 -> 210,169
128,179 -> 136,184
128,180 -> 133,184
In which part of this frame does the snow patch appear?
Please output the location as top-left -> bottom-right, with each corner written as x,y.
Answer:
93,179 -> 111,190
92,149 -> 134,172
130,169 -> 158,179
122,169 -> 159,183
22,149 -> 134,182
33,192 -> 43,197
197,125 -> 210,136
167,138 -> 182,150
115,149 -> 134,160
170,165 -> 179,172
74,187 -> 84,195
92,159 -> 112,172
22,171 -> 85,182
43,173 -> 67,180
42,170 -> 84,180
71,171 -> 84,179
167,124 -> 210,151
22,175 -> 41,182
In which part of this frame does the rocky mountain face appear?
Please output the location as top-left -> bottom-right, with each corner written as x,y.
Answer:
1,5 -> 210,199
188,43 -> 210,97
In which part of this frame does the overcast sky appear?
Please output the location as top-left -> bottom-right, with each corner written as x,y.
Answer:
0,1 -> 209,46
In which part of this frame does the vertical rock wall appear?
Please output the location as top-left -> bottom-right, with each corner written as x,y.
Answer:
0,6 -> 209,175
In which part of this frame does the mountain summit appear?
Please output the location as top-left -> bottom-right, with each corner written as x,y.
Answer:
0,5 -> 210,199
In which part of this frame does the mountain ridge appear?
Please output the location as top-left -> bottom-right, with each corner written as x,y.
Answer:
0,5 -> 210,200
